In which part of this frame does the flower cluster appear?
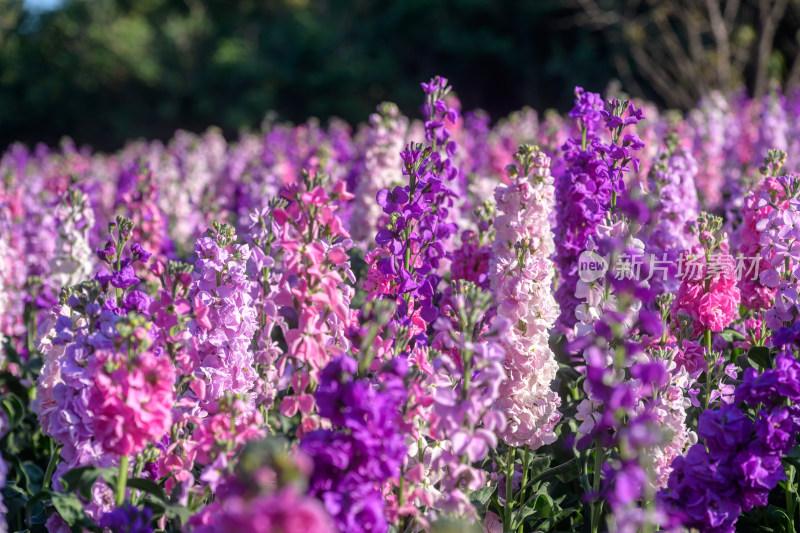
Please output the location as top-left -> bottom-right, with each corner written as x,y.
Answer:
659,354 -> 800,532
427,281 -> 507,518
554,87 -> 609,333
645,134 -> 701,293
735,157 -> 788,311
242,206 -> 283,410
88,348 -> 175,457
115,160 -> 172,260
576,239 -> 674,533
188,223 -> 258,410
50,189 -> 96,291
687,92 -> 730,211
750,171 -> 800,330
350,102 -> 409,247
35,222 -> 165,469
490,145 -> 561,449
190,440 -> 334,533
299,355 -> 407,533
7,76 -> 800,533
269,172 -> 356,432
272,172 -> 355,376
670,214 -> 741,337
366,87 -> 458,339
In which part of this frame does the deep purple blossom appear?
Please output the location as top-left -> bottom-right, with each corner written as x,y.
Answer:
123,290 -> 151,315
299,355 -> 406,533
735,353 -> 800,407
376,186 -> 409,214
110,265 -> 140,288
660,356 -> 800,531
96,241 -> 117,263
697,403 -> 753,460
130,243 -> 152,263
100,504 -> 154,533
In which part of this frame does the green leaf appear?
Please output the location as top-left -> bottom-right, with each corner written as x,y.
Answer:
0,372 -> 31,405
126,477 -> 167,502
720,329 -> 746,342
59,465 -> 117,500
537,507 -> 580,531
766,504 -> 792,532
6,453 -> 30,493
533,492 -> 554,518
163,503 -> 191,524
0,393 -> 25,428
22,461 -> 44,495
2,481 -> 29,524
512,504 -> 538,530
527,456 -> 551,480
469,485 -> 495,506
748,346 -> 772,370
51,492 -> 86,527
520,458 -> 577,495
25,489 -> 52,518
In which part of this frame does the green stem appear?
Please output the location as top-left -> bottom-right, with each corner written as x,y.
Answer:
116,245 -> 123,306
397,459 -> 409,532
519,445 -> 530,501
787,464 -> 796,530
43,444 -> 62,489
517,445 -> 530,533
131,457 -> 145,505
397,470 -> 405,509
591,442 -> 603,533
517,458 -> 579,507
504,447 -> 515,530
26,310 -> 36,355
115,455 -> 129,507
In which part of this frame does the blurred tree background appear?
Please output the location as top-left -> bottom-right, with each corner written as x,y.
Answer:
1,0 -> 799,151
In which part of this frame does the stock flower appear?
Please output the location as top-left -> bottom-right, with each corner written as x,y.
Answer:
687,92 -> 731,212
189,230 -> 258,409
364,75 -> 459,353
736,176 -> 787,310
673,340 -> 707,377
425,283 -> 508,518
660,357 -> 800,531
555,87 -> 644,335
100,503 -> 154,533
490,146 -> 561,448
350,103 -> 409,247
644,140 -> 701,293
11,73 -> 800,533
450,230 -> 491,288
735,353 -> 800,408
300,355 -> 406,533
191,487 -> 334,533
123,290 -> 151,314
115,161 -> 172,259
88,349 -> 175,457
671,248 -> 740,336
50,190 -> 96,290
189,444 -> 335,533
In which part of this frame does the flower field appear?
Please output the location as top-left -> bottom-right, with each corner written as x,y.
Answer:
2,76 -> 800,532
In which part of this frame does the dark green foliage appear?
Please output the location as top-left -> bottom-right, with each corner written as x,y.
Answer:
0,0 -> 612,150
